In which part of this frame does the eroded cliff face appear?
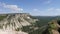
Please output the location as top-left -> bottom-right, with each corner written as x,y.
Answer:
0,13 -> 38,34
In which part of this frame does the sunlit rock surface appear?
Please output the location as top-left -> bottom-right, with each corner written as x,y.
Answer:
0,29 -> 28,34
0,13 -> 38,34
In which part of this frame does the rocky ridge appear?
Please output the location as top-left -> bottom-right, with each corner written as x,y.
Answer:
0,13 -> 38,34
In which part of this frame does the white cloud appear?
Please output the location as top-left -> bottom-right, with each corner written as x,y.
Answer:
33,9 -> 39,11
56,9 -> 60,11
47,8 -> 54,11
0,2 -> 23,12
3,5 -> 23,11
31,8 -> 60,16
46,8 -> 60,16
29,9 -> 41,16
47,8 -> 60,11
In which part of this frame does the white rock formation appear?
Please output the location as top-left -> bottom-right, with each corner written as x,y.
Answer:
0,13 -> 38,34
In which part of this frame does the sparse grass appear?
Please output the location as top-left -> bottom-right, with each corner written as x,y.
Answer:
0,16 -> 7,21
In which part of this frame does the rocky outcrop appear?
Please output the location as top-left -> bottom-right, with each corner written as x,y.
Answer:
42,20 -> 60,34
48,20 -> 60,34
0,13 -> 38,34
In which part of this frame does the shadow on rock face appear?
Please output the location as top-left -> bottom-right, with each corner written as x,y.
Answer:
58,28 -> 60,33
57,20 -> 60,25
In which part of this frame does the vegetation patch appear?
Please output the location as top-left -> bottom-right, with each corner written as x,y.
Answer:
0,15 -> 7,21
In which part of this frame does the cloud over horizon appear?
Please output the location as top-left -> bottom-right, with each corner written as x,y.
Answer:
0,0 -> 60,16
0,2 -> 23,13
29,8 -> 60,16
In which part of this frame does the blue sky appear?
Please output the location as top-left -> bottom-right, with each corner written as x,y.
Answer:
0,0 -> 60,16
